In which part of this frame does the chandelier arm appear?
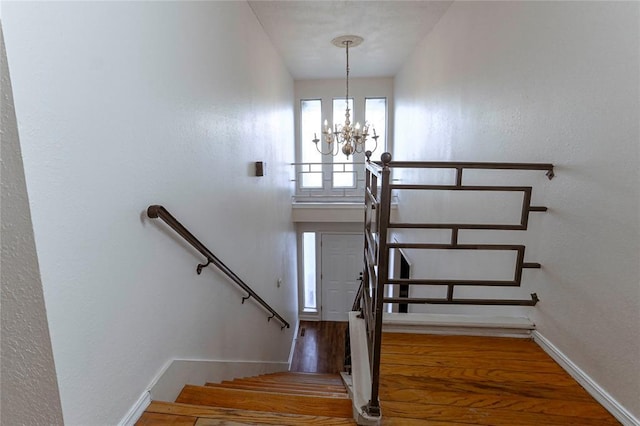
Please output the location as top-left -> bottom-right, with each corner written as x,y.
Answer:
369,136 -> 379,154
314,141 -> 336,156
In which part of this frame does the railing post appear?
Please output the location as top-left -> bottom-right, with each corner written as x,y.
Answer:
364,152 -> 392,417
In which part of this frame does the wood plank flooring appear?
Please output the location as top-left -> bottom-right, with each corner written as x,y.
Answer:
137,323 -> 620,425
379,333 -> 621,425
290,320 -> 348,374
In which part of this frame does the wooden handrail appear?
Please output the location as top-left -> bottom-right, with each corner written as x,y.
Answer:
147,205 -> 289,330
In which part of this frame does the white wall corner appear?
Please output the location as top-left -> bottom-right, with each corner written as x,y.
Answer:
118,390 -> 150,426
533,331 -> 640,426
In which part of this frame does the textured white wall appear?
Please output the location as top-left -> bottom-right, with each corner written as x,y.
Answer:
1,23 -> 64,426
2,2 -> 296,425
394,1 -> 639,418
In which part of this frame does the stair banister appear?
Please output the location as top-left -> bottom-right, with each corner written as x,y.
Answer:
146,204 -> 290,330
356,153 -> 554,419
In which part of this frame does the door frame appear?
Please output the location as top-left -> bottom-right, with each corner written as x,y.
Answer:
319,231 -> 364,321
296,223 -> 364,321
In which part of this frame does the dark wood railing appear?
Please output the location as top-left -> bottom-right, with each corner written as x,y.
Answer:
147,205 -> 290,330
354,153 -> 554,417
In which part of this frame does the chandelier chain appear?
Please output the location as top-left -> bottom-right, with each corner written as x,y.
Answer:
345,40 -> 350,110
311,35 -> 378,159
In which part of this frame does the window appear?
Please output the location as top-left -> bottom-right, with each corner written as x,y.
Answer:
296,87 -> 389,201
300,99 -> 322,188
302,232 -> 317,311
365,98 -> 387,154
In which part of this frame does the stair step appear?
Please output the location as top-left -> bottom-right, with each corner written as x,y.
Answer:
144,401 -> 356,425
225,378 -> 347,393
206,382 -> 347,397
136,411 -> 197,425
263,372 -> 344,380
254,372 -> 344,385
175,385 -> 353,418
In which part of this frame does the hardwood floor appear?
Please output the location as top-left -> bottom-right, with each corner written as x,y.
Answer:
290,321 -> 348,374
138,323 -> 620,425
379,333 -> 620,425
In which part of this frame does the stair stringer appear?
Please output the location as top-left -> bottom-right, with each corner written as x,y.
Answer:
344,311 -> 381,426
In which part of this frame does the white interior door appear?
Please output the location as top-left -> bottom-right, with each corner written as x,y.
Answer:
321,233 -> 364,321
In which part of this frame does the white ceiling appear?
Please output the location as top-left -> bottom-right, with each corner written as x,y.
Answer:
248,1 -> 453,80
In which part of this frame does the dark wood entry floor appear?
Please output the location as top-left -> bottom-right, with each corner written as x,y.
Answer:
290,321 -> 348,374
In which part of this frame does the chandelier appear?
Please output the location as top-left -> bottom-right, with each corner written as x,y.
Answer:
312,35 -> 378,159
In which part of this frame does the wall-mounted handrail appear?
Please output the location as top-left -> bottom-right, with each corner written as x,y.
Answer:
146,205 -> 289,330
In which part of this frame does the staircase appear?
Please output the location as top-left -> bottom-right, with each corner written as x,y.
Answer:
136,372 -> 356,425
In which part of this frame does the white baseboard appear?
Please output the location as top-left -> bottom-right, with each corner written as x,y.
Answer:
118,390 -> 150,426
532,331 -> 639,426
383,313 -> 535,338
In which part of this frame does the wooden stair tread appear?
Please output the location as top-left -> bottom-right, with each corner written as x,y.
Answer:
226,378 -> 347,392
258,372 -> 344,385
236,375 -> 344,386
265,372 -> 342,379
234,376 -> 345,387
145,401 -> 356,425
175,385 -> 353,418
205,382 -> 347,397
136,411 -> 197,425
